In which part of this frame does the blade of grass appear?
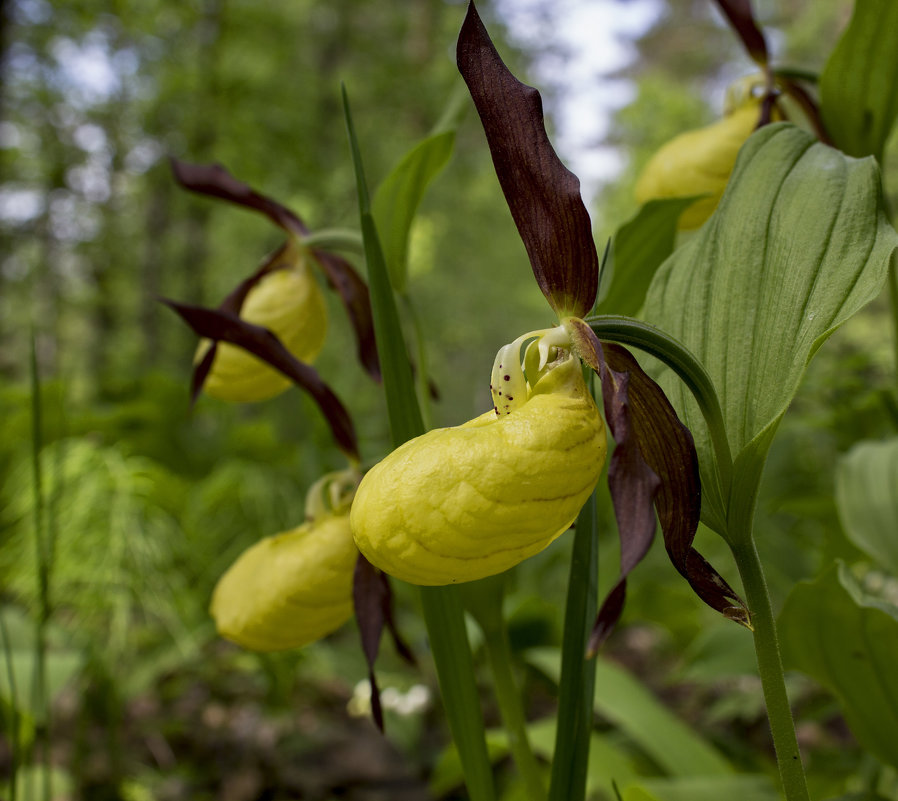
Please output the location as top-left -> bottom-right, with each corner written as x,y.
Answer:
343,85 -> 496,801
0,609 -> 20,801
29,332 -> 51,801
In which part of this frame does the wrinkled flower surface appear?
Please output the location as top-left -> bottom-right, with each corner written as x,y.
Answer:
211,512 -> 355,651
635,99 -> 766,229
351,353 -> 607,585
198,257 -> 327,402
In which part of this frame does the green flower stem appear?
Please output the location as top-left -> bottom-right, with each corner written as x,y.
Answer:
549,487 -> 598,801
888,251 -> 898,398
586,315 -> 732,498
729,526 -> 809,801
421,587 -> 498,801
462,575 -> 545,801
482,617 -> 546,801
301,227 -> 365,256
1,610 -> 19,801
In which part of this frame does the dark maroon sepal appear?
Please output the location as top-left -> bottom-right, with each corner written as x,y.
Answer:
170,158 -> 308,235
456,2 -> 598,318
352,555 -> 416,732
602,343 -> 750,631
567,320 -> 661,655
161,298 -> 359,461
713,0 -> 769,66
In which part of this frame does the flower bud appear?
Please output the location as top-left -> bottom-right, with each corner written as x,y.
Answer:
210,512 -> 355,651
198,251 -> 327,403
350,351 -> 607,585
634,98 -> 768,229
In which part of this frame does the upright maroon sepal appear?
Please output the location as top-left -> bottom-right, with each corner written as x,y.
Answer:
457,2 -> 598,317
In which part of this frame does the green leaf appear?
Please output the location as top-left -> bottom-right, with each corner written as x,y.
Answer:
372,129 -> 456,292
779,562 -> 898,770
643,123 -> 898,537
820,0 -> 898,160
343,86 -> 494,801
622,775 -> 779,801
836,438 -> 898,576
526,648 -> 733,777
595,197 -> 701,317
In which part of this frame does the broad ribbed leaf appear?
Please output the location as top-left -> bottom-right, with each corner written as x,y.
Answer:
820,0 -> 898,161
161,300 -> 359,459
622,775 -> 778,801
836,438 -> 898,576
779,563 -> 898,770
373,129 -> 456,292
643,123 -> 898,539
595,197 -> 703,318
457,2 -> 598,318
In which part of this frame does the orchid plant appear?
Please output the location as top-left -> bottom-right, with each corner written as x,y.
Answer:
161,1 -> 898,799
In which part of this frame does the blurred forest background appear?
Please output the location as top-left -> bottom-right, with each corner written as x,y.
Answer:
3,0 -> 897,799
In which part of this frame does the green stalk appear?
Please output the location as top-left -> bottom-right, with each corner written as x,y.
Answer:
29,333 -> 51,801
549,488 -> 598,801
728,514 -> 810,801
888,251 -> 898,399
482,619 -> 545,801
463,575 -> 545,801
343,86 -> 495,801
1,610 -> 20,801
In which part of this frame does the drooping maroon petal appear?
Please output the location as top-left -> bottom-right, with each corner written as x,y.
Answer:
713,0 -> 768,66
352,555 -> 416,732
602,343 -> 750,630
457,2 -> 598,318
170,158 -> 308,236
312,249 -> 381,381
161,299 -> 359,461
171,161 -> 382,381
567,320 -> 661,654
190,343 -> 217,408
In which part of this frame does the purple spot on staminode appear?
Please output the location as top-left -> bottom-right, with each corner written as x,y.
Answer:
504,375 -> 510,381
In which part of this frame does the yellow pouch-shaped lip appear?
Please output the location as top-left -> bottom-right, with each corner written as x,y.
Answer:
198,261 -> 328,403
350,356 -> 607,585
210,513 -> 355,652
634,101 -> 764,230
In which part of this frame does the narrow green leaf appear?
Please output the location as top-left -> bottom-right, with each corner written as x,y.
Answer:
343,87 -> 495,801
595,197 -> 701,317
373,129 -> 456,292
643,123 -> 898,538
622,775 -> 778,801
820,0 -> 898,160
527,648 -> 733,777
835,438 -> 898,576
550,486 -> 598,801
779,563 -> 898,770
342,86 -> 424,446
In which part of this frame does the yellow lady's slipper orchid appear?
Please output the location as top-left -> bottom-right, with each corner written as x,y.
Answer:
197,251 -> 327,403
210,513 -> 355,651
211,471 -> 358,651
634,97 -> 766,230
351,331 -> 607,585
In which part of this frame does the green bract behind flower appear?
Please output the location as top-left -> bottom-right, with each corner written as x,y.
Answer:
351,334 -> 607,585
634,97 -> 767,230
198,250 -> 327,403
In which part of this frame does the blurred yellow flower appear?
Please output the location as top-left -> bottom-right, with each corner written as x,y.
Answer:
635,96 -> 768,229
210,512 -> 356,651
197,248 -> 327,403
